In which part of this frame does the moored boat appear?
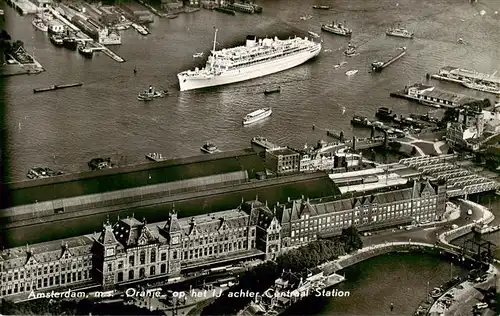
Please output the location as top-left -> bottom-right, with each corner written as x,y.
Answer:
215,7 -> 236,15
264,87 -> 281,95
78,43 -> 93,58
386,27 -> 414,39
312,5 -> 330,10
375,107 -> 396,120
49,34 -> 64,46
32,18 -> 48,32
243,107 -> 272,125
201,142 -> 220,154
62,37 -> 79,50
351,115 -> 372,127
177,29 -> 322,91
193,52 -> 204,58
321,20 -> 352,36
462,80 -> 500,95
132,23 -> 149,35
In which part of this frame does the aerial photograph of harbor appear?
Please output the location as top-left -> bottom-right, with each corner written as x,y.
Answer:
0,0 -> 499,315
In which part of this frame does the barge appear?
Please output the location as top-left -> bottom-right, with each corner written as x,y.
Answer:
371,47 -> 406,72
33,82 -> 83,93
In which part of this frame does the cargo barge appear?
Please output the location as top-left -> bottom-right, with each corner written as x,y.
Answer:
371,47 -> 406,72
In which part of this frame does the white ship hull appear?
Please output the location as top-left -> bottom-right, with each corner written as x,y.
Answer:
99,38 -> 122,45
243,108 -> 272,125
178,45 -> 321,91
462,82 -> 500,95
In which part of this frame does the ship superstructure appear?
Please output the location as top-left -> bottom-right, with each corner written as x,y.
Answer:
177,29 -> 322,91
321,21 -> 352,36
386,27 -> 414,39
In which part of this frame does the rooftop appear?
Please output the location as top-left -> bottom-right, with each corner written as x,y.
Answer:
267,147 -> 299,156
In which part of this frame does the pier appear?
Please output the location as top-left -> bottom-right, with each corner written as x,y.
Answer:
371,48 -> 406,72
389,84 -> 480,109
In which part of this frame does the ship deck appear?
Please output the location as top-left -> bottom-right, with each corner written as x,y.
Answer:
442,66 -> 500,85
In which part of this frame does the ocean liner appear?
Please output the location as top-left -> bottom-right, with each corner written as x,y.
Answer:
177,29 -> 322,91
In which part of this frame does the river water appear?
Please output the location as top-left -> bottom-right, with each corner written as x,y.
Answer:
1,0 -> 499,313
2,0 -> 500,182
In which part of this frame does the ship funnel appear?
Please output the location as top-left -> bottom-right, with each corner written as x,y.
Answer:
149,86 -> 153,93
246,35 -> 257,48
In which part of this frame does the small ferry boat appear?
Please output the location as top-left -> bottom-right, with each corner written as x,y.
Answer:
345,69 -> 358,76
137,86 -> 167,101
132,23 -> 149,35
351,115 -> 372,127
462,80 -> 500,95
78,43 -> 93,58
243,107 -> 272,125
343,42 -> 357,57
321,21 -> 352,36
386,27 -> 414,39
264,87 -> 281,95
32,18 -> 48,32
49,34 -> 64,46
201,142 -> 219,154
193,52 -> 204,58
146,152 -> 166,162
300,14 -> 313,21
312,5 -> 330,10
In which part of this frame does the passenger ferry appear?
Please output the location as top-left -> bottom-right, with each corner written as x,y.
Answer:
433,66 -> 500,87
461,80 -> 500,95
32,18 -> 48,32
243,108 -> 272,125
177,29 -> 322,91
321,21 -> 352,36
386,27 -> 414,39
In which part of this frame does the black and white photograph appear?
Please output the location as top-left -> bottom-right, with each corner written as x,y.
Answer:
0,0 -> 499,315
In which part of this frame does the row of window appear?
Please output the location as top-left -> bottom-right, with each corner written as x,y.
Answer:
2,259 -> 90,282
182,240 -> 253,260
2,270 -> 91,296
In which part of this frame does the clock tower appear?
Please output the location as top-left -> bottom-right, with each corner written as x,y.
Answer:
159,210 -> 182,275
93,217 -> 122,290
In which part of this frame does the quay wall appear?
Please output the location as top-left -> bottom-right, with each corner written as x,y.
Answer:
0,172 -> 338,247
0,148 -> 265,208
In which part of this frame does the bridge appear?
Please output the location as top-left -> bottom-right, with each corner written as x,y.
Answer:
399,155 -> 500,197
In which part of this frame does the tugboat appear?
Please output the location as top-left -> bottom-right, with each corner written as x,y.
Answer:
375,107 -> 396,120
77,42 -> 93,58
62,37 -> 78,50
321,20 -> 352,36
49,34 -> 64,47
343,42 -> 357,57
88,158 -> 113,171
26,167 -> 63,179
146,152 -> 166,162
201,142 -> 219,154
137,86 -> 167,101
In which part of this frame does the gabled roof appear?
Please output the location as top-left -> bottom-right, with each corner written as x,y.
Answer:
112,216 -> 154,247
97,221 -> 120,246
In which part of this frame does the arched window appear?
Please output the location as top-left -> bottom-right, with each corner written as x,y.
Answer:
140,250 -> 146,265
117,272 -> 123,282
128,270 -> 134,280
139,267 -> 145,278
150,249 -> 156,263
160,264 -> 166,274
150,266 -> 155,276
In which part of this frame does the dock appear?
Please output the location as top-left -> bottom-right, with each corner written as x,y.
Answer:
371,48 -> 406,72
33,82 -> 83,93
